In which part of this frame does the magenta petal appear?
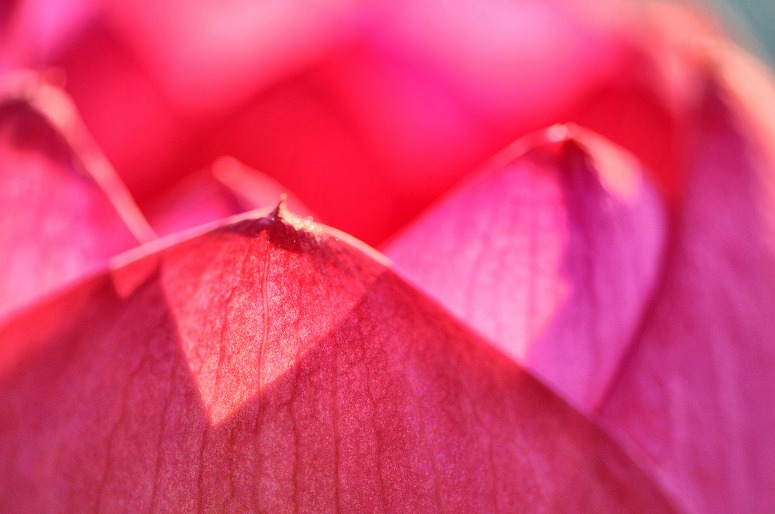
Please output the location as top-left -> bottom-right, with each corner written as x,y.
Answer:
0,73 -> 152,319
386,127 -> 667,410
0,207 -> 674,511
598,50 -> 775,513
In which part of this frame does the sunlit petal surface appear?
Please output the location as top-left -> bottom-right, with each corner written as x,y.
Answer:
386,126 -> 666,410
0,208 -> 675,512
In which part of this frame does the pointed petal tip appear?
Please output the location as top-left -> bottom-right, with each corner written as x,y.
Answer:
144,156 -> 317,237
0,69 -> 155,243
484,124 -> 648,205
0,163 -> 677,512
0,70 -> 158,316
386,123 -> 666,411
270,193 -> 288,220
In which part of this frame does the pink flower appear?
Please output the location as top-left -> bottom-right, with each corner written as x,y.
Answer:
1,0 -> 774,511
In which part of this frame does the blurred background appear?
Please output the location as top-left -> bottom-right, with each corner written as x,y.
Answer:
716,0 -> 775,62
1,0 -> 774,246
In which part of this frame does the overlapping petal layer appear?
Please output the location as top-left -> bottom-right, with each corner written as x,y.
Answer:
598,49 -> 775,514
387,40 -> 775,511
387,127 -> 666,410
142,157 -> 314,237
0,1 -> 773,511
0,208 -> 674,512
4,0 -> 635,244
0,73 -> 152,319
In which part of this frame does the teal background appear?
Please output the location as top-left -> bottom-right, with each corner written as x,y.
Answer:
712,0 -> 775,62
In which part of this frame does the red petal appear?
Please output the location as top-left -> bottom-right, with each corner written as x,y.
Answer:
142,157 -> 315,237
200,74 -> 402,245
568,63 -> 689,204
103,0 -> 363,115
200,3 -> 631,246
566,2 -> 723,205
50,23 -> 190,202
0,0 -> 95,70
324,0 -> 629,161
386,127 -> 667,410
598,48 -> 775,513
276,0 -> 631,244
31,0 -> 638,244
0,206 -> 675,511
0,73 -> 152,318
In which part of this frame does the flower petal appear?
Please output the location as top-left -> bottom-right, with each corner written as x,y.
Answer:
142,157 -> 315,237
598,48 -> 775,514
0,206 -> 674,511
0,0 -> 95,70
29,0 -> 639,244
0,73 -> 152,319
385,127 -> 667,410
50,23 -> 189,202
103,0 -> 364,115
566,1 -> 723,205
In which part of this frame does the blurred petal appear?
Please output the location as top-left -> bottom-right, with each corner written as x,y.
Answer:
386,126 -> 666,409
568,61 -> 690,203
50,22 -> 189,202
103,0 -> 365,115
295,0 -> 632,242
0,73 -> 152,318
599,49 -> 775,513
143,157 -> 315,237
24,0 -> 639,243
202,73 -> 400,244
344,0 -> 628,134
0,206 -> 675,512
567,1 -> 722,204
0,0 -> 95,69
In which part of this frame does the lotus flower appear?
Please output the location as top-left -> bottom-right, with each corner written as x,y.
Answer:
1,0 -> 774,512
